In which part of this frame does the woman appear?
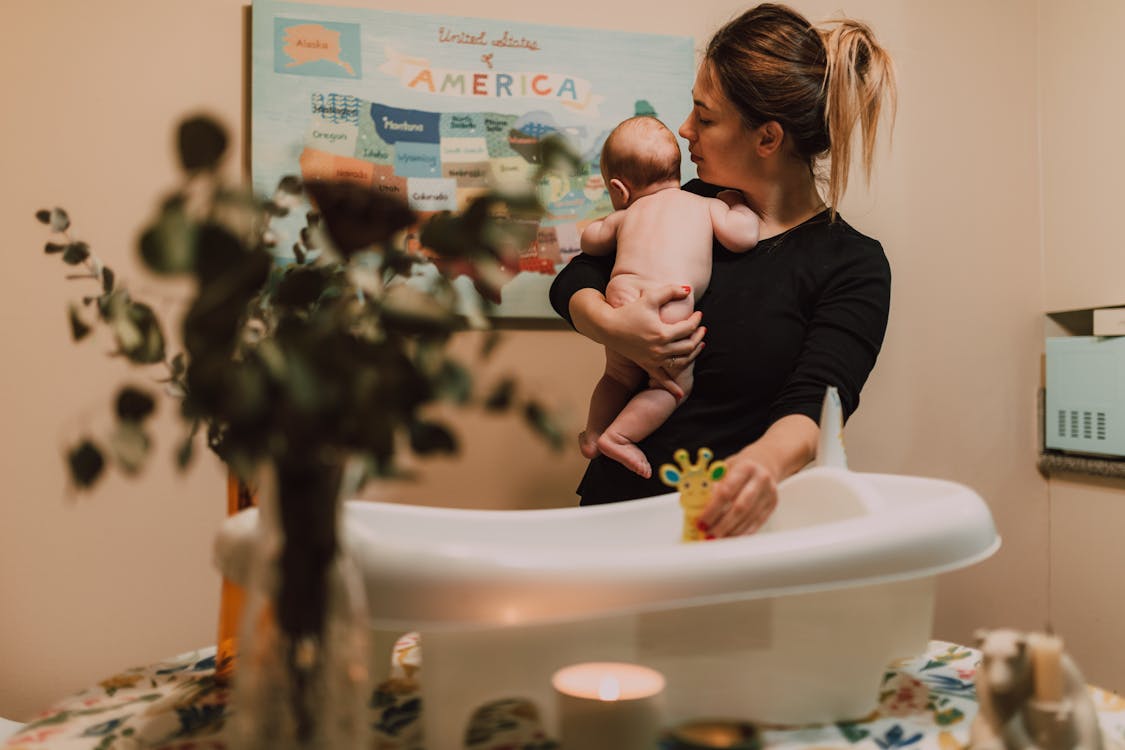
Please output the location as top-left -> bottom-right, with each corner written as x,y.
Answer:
548,4 -> 897,536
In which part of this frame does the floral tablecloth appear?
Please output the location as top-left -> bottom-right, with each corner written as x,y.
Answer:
5,639 -> 1125,750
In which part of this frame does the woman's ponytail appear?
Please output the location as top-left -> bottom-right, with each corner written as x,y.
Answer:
818,19 -> 897,213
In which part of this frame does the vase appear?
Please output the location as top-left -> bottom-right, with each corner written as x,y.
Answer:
231,458 -> 372,750
215,471 -> 257,684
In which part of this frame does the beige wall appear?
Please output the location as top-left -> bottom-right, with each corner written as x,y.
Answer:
0,0 -> 1068,719
1040,1 -> 1125,314
1039,1 -> 1125,694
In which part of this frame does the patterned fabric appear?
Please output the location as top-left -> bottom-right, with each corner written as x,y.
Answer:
5,640 -> 1125,750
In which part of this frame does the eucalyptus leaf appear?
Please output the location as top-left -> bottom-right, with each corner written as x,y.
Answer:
275,265 -> 332,309
176,433 -> 194,470
177,115 -> 228,172
183,239 -> 270,357
299,227 -> 319,252
222,360 -> 272,429
346,263 -> 382,299
283,352 -> 324,414
486,217 -> 539,253
48,208 -> 70,232
278,175 -> 302,195
305,180 -> 415,255
115,386 -> 156,423
263,200 -> 289,217
101,266 -> 115,293
62,242 -> 90,265
140,205 -> 196,274
68,304 -> 91,341
44,242 -> 66,255
417,213 -> 459,258
254,339 -> 287,381
523,400 -> 564,450
132,307 -> 166,364
467,257 -> 514,304
490,192 -> 543,216
194,222 -> 249,283
111,422 -> 151,475
35,209 -> 51,225
116,301 -> 166,364
103,292 -> 165,363
483,378 -> 515,411
408,420 -> 458,456
67,440 -> 104,488
480,330 -> 502,360
539,133 -> 584,176
435,360 -> 472,405
381,283 -> 458,336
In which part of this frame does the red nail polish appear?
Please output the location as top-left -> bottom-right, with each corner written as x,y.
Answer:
682,285 -> 691,293
696,518 -> 709,532
705,533 -> 716,540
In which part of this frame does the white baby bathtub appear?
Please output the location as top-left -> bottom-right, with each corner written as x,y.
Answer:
215,466 -> 999,748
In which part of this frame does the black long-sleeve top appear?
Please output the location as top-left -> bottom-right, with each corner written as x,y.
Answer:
548,179 -> 892,505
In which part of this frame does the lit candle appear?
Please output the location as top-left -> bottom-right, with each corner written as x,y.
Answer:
551,662 -> 665,750
1030,633 -> 1065,702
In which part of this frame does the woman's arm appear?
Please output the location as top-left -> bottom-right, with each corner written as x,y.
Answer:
700,238 -> 891,538
569,286 -> 705,398
548,252 -> 613,327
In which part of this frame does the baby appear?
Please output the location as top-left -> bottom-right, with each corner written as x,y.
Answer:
579,116 -> 760,478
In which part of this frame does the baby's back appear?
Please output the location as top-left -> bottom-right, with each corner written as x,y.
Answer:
611,189 -> 716,294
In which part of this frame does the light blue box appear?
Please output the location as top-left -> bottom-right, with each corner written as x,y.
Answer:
1045,336 -> 1125,457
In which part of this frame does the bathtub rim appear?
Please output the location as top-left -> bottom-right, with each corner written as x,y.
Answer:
214,469 -> 1001,631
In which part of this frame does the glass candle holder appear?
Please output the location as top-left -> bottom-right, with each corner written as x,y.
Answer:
551,662 -> 665,750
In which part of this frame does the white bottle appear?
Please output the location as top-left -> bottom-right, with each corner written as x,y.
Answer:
816,385 -> 848,469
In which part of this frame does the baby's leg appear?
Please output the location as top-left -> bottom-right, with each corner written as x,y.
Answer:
582,348 -> 647,459
597,365 -> 695,478
659,292 -> 696,325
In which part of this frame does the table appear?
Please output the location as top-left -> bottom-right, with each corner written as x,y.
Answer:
5,639 -> 1125,750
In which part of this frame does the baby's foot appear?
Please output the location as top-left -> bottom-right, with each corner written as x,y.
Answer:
596,432 -> 651,478
579,430 -> 601,459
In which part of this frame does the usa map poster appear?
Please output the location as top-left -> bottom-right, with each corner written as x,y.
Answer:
252,0 -> 695,319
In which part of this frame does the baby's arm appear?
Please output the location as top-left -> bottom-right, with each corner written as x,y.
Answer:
709,193 -> 760,253
580,210 -> 626,256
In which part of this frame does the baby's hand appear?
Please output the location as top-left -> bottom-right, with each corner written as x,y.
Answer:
716,189 -> 745,208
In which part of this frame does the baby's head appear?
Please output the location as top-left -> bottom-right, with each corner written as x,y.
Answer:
600,116 -> 681,209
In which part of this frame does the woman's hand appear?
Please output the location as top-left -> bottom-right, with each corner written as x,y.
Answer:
697,415 -> 820,537
569,284 -> 705,398
697,452 -> 778,538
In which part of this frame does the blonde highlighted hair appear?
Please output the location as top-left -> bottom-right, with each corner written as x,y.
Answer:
704,4 -> 897,216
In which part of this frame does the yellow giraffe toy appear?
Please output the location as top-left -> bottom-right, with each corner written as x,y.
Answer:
658,447 -> 727,542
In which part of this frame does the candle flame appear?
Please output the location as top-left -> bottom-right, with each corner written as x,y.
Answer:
597,674 -> 621,701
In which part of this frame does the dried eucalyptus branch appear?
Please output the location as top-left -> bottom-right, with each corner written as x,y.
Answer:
38,114 -> 568,491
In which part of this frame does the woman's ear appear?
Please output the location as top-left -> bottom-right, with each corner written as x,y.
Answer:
754,121 -> 785,157
608,178 -> 631,207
